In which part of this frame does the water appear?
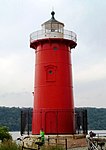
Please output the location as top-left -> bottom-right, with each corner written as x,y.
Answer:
9,131 -> 21,140
88,130 -> 106,136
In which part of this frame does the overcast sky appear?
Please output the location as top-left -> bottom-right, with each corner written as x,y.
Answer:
0,0 -> 106,108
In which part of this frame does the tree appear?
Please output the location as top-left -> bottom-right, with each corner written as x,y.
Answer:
0,126 -> 12,142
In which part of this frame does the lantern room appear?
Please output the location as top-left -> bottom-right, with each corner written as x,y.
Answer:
41,11 -> 64,38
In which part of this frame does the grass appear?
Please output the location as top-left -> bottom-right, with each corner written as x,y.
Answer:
0,140 -> 64,150
41,145 -> 64,150
0,140 -> 21,150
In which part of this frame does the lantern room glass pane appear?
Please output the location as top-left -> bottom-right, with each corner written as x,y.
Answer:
42,23 -> 64,33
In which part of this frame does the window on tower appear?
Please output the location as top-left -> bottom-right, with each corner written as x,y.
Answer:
45,65 -> 57,82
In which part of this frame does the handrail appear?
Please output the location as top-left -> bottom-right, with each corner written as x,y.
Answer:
30,29 -> 77,43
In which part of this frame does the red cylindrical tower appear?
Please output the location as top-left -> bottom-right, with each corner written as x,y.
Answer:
30,11 -> 77,134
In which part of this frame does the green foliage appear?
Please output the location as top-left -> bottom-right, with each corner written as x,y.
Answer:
0,140 -> 21,150
0,107 -> 21,131
87,107 -> 106,130
0,126 -> 12,142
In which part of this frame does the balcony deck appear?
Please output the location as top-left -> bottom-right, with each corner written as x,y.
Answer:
30,29 -> 77,43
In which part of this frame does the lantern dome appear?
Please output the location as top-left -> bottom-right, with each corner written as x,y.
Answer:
42,11 -> 64,33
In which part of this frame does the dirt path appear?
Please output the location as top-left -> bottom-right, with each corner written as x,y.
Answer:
67,138 -> 87,149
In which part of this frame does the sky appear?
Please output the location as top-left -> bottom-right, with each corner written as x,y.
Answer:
0,0 -> 106,108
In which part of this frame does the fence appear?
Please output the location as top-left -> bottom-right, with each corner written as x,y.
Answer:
21,108 -> 32,135
75,109 -> 88,134
20,108 -> 88,136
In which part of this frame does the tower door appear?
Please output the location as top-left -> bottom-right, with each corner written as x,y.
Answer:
45,111 -> 57,134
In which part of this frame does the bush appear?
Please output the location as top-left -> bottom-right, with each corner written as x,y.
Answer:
0,126 -> 12,142
0,140 -> 21,150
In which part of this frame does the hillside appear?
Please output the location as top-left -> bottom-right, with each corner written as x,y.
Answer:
0,107 -> 21,131
0,107 -> 106,131
87,107 -> 106,130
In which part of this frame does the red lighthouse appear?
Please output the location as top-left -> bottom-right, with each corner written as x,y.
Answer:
30,11 -> 77,134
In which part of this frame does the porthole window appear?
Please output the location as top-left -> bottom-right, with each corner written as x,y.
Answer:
53,47 -> 58,50
49,70 -> 53,74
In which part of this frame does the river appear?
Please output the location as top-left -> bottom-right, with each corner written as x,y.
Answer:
9,131 -> 20,140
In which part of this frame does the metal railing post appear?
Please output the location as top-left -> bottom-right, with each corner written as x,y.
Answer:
65,139 -> 67,150
48,136 -> 50,145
